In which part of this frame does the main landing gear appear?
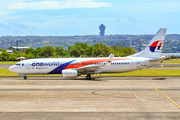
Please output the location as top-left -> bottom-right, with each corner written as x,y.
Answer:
86,74 -> 91,80
24,76 -> 27,80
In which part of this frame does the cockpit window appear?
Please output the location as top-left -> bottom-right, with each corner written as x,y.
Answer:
16,63 -> 21,66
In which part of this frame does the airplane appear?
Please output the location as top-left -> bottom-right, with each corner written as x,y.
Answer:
9,28 -> 167,80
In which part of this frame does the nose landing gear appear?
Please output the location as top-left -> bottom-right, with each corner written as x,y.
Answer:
24,76 -> 27,80
86,74 -> 91,80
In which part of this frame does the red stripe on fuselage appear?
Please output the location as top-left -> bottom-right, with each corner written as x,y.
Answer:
65,59 -> 108,69
65,58 -> 136,69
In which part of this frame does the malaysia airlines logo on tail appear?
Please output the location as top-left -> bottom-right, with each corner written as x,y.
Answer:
149,40 -> 164,52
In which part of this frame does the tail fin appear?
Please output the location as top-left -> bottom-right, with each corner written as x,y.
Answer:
130,28 -> 167,58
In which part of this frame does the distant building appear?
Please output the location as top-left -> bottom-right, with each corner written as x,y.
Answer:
74,35 -> 81,39
7,50 -> 13,54
9,47 -> 30,51
142,44 -> 147,47
43,40 -> 49,43
99,24 -> 106,36
0,50 -> 13,54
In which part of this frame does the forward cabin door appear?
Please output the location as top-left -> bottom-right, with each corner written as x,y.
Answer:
26,62 -> 31,69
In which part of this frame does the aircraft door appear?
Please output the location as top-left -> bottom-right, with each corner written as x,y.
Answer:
26,62 -> 31,69
136,60 -> 140,69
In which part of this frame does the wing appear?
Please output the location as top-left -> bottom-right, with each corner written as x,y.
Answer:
76,54 -> 114,74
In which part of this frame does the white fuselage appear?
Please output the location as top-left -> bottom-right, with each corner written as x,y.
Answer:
9,57 -> 159,76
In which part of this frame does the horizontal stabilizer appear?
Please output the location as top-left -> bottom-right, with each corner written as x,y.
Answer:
150,56 -> 169,62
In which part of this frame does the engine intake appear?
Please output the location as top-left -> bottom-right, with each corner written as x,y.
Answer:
62,69 -> 78,77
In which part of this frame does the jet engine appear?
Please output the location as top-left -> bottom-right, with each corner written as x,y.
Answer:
62,69 -> 78,77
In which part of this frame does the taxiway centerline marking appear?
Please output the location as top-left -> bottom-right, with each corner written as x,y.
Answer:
31,87 -> 48,97
154,87 -> 180,109
0,112 -> 6,117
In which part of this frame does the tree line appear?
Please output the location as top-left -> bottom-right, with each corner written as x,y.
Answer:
0,43 -> 136,61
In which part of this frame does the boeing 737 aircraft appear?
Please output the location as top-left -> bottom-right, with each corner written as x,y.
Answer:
9,28 -> 167,80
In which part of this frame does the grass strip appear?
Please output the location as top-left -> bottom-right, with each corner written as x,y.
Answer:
101,69 -> 180,76
0,61 -> 18,64
162,59 -> 180,64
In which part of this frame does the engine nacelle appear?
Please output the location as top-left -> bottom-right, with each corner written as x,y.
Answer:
62,69 -> 78,77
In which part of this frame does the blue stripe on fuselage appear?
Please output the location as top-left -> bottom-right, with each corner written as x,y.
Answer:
48,60 -> 76,74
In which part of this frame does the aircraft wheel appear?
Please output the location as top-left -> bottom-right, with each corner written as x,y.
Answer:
24,76 -> 27,80
86,74 -> 91,80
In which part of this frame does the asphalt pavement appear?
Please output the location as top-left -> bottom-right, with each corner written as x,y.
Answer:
0,76 -> 180,119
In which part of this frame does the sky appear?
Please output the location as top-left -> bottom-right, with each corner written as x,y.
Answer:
0,0 -> 180,36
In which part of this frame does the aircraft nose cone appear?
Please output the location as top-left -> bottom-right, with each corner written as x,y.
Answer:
9,65 -> 16,73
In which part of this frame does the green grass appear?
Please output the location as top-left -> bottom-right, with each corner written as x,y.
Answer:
101,69 -> 180,76
162,59 -> 180,64
0,61 -> 18,64
1,69 -> 180,77
0,69 -> 18,76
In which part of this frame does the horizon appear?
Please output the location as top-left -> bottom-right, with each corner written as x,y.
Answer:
1,33 -> 180,37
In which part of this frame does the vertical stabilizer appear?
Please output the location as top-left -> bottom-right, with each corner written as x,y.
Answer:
130,28 -> 167,58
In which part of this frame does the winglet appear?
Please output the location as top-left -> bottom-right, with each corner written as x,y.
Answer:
104,53 -> 114,66
108,53 -> 113,58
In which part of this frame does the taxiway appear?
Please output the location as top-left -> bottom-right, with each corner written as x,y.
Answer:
0,76 -> 180,119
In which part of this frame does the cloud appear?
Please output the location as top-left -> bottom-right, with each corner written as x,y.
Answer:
128,18 -> 138,23
117,2 -> 180,15
8,0 -> 112,10
0,20 -> 32,35
0,11 -> 14,15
